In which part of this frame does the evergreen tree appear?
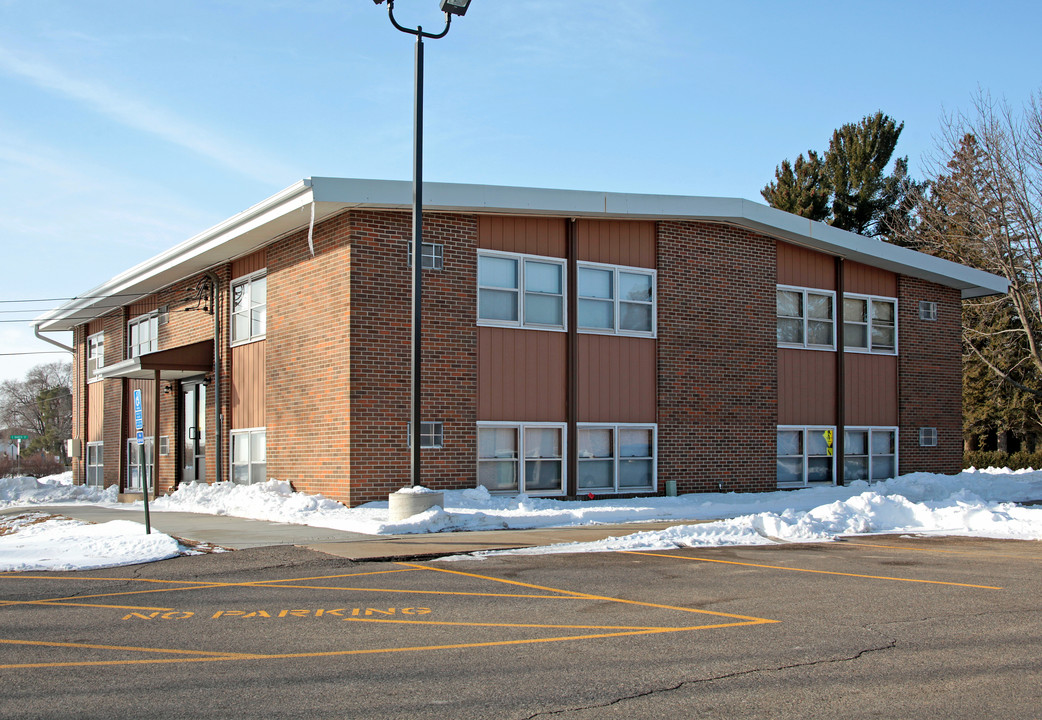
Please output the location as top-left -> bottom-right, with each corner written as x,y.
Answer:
762,112 -> 921,243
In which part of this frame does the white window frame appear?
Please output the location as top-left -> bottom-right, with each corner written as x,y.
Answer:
919,427 -> 938,447
843,294 -> 898,354
843,426 -> 898,483
477,251 -> 567,331
477,422 -> 567,496
577,423 -> 657,494
407,422 -> 444,449
777,286 -> 836,351
87,331 -> 104,382
777,426 -> 836,488
577,262 -> 657,338
127,312 -> 159,358
231,427 -> 267,485
230,270 -> 267,346
125,437 -> 154,492
86,442 -> 104,487
919,301 -> 938,321
408,242 -> 444,270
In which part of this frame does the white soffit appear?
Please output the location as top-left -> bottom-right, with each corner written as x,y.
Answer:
37,177 -> 1008,332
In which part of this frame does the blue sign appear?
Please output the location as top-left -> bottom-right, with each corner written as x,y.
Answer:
133,389 -> 143,431
136,430 -> 145,445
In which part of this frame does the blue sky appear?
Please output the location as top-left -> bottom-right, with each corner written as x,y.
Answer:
1,0 -> 1040,382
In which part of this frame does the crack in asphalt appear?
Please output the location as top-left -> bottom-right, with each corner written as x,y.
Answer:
520,637 -> 898,719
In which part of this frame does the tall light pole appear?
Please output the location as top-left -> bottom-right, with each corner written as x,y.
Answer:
373,0 -> 473,489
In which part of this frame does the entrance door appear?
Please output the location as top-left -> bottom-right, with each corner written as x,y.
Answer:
180,381 -> 207,484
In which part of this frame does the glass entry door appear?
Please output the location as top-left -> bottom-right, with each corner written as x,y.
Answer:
180,381 -> 207,484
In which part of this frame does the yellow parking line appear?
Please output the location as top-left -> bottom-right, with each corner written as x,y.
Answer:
0,637 -> 258,659
398,563 -> 776,622
343,618 -> 671,631
623,551 -> 1004,589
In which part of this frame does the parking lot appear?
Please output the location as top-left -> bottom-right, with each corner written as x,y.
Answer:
1,536 -> 1039,718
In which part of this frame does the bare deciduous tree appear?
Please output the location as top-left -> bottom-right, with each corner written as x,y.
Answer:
0,361 -> 73,459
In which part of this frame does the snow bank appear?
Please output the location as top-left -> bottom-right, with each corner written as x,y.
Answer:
0,473 -> 116,507
0,514 -> 182,571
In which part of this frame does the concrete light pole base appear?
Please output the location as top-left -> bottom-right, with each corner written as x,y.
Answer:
388,490 -> 444,522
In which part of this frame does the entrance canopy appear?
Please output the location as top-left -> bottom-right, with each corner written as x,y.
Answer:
97,339 -> 213,381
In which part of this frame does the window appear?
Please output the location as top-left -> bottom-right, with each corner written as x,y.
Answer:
843,295 -> 897,353
577,424 -> 656,493
577,264 -> 656,336
919,427 -> 938,447
127,313 -> 159,358
407,422 -> 444,449
919,301 -> 938,321
87,332 -> 104,381
231,272 -> 267,344
407,242 -> 444,270
777,427 -> 835,487
844,428 -> 897,482
86,442 -> 104,487
125,437 -> 154,491
477,424 -> 565,495
477,252 -> 565,330
231,428 -> 267,485
777,287 -> 835,349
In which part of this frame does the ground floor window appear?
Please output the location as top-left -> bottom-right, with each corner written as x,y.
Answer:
125,437 -> 154,491
86,442 -> 104,487
231,428 -> 267,485
777,426 -> 835,487
844,427 -> 897,482
477,423 -> 565,495
577,424 -> 656,493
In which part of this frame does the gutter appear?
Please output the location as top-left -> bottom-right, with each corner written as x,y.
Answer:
34,325 -> 74,353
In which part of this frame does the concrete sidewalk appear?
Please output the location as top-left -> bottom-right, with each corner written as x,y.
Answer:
5,505 -> 703,561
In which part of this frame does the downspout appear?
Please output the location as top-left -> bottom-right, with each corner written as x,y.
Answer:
34,325 -> 74,353
206,271 -> 224,486
835,257 -> 845,486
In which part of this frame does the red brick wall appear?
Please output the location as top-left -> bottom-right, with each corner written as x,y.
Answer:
898,277 -> 963,474
345,210 -> 479,505
657,221 -> 777,492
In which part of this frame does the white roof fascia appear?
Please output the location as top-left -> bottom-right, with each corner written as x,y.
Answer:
38,178 -> 1008,333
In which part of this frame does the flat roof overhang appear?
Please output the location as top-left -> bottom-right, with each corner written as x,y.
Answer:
96,340 -> 213,381
35,177 -> 1010,333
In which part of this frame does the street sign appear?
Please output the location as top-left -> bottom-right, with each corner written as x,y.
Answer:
10,434 -> 28,440
136,430 -> 145,445
133,389 -> 144,431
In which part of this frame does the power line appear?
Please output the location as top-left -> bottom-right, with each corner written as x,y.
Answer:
0,351 -> 71,356
0,292 -> 155,304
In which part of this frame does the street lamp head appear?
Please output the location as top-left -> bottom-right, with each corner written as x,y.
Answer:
439,0 -> 471,16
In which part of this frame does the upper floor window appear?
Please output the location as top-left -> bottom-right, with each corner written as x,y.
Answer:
231,271 -> 267,345
87,332 -> 104,381
777,286 -> 834,349
844,295 -> 897,353
478,252 -> 565,330
128,313 -> 158,358
578,264 -> 656,337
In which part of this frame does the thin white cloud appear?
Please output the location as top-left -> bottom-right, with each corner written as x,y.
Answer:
0,44 -> 298,185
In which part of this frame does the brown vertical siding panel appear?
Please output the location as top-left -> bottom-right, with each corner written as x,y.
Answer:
478,216 -> 566,257
125,378 -> 156,435
232,249 -> 267,279
87,382 -> 104,442
231,340 -> 266,429
577,220 -> 657,268
577,335 -> 655,422
844,353 -> 898,426
846,261 -> 898,296
478,327 -> 565,421
777,241 -> 835,290
778,349 -> 836,425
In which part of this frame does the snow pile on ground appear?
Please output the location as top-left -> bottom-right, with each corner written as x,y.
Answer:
0,512 -> 183,571
144,469 -> 1042,542
0,472 -> 116,507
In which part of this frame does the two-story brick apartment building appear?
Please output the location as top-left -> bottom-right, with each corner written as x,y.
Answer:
36,178 -> 1007,506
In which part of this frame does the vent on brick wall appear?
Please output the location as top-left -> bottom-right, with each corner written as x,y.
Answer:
919,428 -> 938,447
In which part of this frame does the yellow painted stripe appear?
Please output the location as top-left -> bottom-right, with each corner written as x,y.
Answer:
0,637 -> 257,658
343,618 -> 670,630
842,540 -> 1039,561
398,563 -> 774,622
623,551 -> 1004,589
16,602 -> 177,611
